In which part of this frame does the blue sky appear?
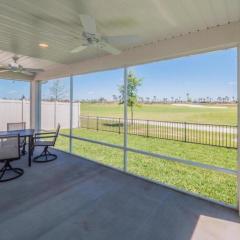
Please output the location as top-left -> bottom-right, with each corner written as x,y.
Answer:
0,48 -> 237,100
133,48 -> 237,100
0,79 -> 30,99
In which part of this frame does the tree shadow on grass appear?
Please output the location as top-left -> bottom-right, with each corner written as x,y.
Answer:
102,123 -> 124,127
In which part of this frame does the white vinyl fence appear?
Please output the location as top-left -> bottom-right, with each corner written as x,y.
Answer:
0,99 -> 30,131
0,99 -> 80,131
41,101 -> 80,130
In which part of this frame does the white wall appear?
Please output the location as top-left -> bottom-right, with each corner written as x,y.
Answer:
0,99 -> 80,131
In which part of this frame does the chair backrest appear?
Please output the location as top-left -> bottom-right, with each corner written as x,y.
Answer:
7,122 -> 26,131
53,124 -> 60,146
0,135 -> 20,161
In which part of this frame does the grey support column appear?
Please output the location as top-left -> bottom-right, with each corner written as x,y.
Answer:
124,67 -> 128,172
70,76 -> 73,153
30,80 -> 41,131
237,46 -> 240,215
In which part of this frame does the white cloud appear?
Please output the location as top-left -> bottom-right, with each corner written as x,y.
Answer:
87,91 -> 94,95
227,81 -> 236,86
8,90 -> 17,95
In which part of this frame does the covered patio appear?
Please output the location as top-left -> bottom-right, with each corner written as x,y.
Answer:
1,148 -> 240,240
0,0 -> 240,239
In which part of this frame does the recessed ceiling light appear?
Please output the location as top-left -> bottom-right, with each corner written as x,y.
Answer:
38,43 -> 48,48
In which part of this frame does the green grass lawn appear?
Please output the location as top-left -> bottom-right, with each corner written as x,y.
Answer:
56,128 -> 237,205
80,103 -> 237,125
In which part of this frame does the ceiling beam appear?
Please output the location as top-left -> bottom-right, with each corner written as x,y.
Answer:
36,21 -> 240,80
0,71 -> 33,81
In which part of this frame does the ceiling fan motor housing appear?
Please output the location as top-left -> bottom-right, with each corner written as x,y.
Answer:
83,32 -> 100,44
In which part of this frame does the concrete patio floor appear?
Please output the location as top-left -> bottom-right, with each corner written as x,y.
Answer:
0,148 -> 239,240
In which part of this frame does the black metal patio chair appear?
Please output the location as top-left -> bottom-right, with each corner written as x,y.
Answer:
7,122 -> 27,155
33,124 -> 60,163
0,134 -> 24,182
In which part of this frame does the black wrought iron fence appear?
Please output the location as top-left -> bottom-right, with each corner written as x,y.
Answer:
79,115 -> 237,148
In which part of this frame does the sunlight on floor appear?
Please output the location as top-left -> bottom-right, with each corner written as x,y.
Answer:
191,215 -> 240,240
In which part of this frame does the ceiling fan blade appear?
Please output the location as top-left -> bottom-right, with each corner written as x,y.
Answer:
104,35 -> 141,45
0,64 -> 9,68
21,71 -> 35,76
79,14 -> 97,34
70,45 -> 88,53
0,69 -> 10,73
23,68 -> 44,73
94,41 -> 121,55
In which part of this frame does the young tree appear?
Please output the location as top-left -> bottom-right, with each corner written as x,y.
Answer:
49,80 -> 66,101
118,71 -> 142,123
49,80 -> 67,128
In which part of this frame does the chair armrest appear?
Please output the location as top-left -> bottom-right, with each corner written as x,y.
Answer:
34,135 -> 56,140
35,132 -> 56,136
34,132 -> 56,140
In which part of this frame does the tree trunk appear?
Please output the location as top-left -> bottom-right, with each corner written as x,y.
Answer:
131,106 -> 133,125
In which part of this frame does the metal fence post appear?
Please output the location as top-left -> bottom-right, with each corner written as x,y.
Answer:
147,120 -> 149,137
97,116 -> 99,131
87,116 -> 89,129
184,122 -> 187,142
119,118 -> 121,134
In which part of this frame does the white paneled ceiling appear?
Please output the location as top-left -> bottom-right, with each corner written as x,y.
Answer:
0,0 -> 239,73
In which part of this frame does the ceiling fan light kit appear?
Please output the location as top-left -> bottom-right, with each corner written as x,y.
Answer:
0,56 -> 44,76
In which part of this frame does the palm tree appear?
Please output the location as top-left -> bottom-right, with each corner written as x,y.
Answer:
153,96 -> 157,103
217,97 -> 222,103
138,97 -> 144,103
112,94 -> 118,102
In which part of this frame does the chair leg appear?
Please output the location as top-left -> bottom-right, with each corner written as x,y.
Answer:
0,161 -> 24,182
22,143 -> 26,155
21,137 -> 27,155
33,146 -> 57,163
0,165 -> 6,180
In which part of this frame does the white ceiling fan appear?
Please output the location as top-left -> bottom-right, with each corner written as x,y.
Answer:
0,56 -> 44,76
70,15 -> 140,55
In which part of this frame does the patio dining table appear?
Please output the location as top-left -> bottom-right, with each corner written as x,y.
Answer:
0,129 -> 34,167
